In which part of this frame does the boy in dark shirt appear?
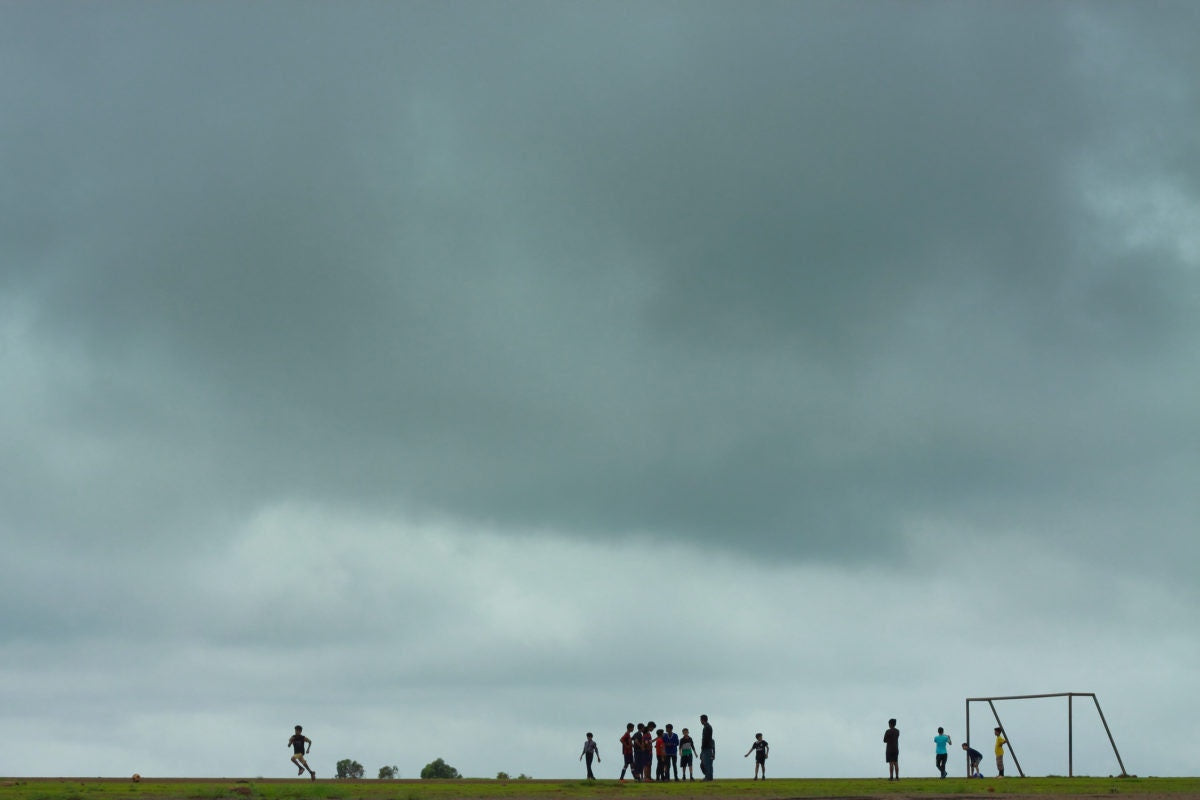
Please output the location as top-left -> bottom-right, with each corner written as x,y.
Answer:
744,733 -> 769,779
641,722 -> 656,781
632,724 -> 648,781
288,725 -> 316,780
700,714 -> 715,781
883,718 -> 900,781
962,742 -> 984,778
679,728 -> 697,780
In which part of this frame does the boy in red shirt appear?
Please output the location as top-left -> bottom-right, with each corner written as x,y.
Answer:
640,722 -> 654,781
619,723 -> 637,781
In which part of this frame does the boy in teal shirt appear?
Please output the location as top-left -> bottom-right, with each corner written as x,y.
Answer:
933,727 -> 951,778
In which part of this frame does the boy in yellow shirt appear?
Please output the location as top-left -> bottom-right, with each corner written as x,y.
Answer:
994,727 -> 1007,777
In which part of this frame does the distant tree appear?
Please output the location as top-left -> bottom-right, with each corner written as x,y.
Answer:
420,758 -> 461,779
336,759 -> 365,779
378,765 -> 399,780
516,774 -> 531,780
495,772 -> 510,780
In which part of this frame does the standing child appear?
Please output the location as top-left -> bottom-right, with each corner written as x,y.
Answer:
663,724 -> 680,781
933,727 -> 952,778
619,723 -> 636,781
679,728 -> 696,781
883,718 -> 900,781
994,727 -> 1007,777
654,729 -> 667,781
288,725 -> 316,780
641,722 -> 656,781
744,733 -> 769,779
632,723 -> 648,781
580,732 -> 600,780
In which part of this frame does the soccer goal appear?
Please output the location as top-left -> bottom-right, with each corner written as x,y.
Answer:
965,692 -> 1128,777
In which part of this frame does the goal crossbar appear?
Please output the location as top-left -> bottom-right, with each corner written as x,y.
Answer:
965,692 -> 1127,777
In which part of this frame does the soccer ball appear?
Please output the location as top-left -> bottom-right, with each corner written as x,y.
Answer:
131,774 -> 141,783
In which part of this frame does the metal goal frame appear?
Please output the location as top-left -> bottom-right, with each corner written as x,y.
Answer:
965,692 -> 1128,777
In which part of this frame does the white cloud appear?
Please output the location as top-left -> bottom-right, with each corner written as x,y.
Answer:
8,504 -> 1192,777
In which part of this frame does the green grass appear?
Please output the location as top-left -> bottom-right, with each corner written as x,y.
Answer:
3,776 -> 1199,800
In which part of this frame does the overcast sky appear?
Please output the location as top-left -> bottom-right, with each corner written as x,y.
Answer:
2,0 -> 1198,781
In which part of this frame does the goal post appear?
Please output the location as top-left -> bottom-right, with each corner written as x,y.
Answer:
964,692 -> 1128,778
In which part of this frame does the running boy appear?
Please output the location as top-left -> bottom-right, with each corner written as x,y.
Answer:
288,725 -> 316,780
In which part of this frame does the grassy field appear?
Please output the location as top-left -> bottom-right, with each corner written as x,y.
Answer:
2,776 -> 1198,800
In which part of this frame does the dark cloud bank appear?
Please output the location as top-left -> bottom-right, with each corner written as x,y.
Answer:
4,3 -> 1195,571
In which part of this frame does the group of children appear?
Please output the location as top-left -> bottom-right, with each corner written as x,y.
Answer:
610,721 -> 696,782
888,720 -> 1009,780
582,722 -> 767,781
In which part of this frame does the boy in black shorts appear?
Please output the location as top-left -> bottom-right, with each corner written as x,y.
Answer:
619,723 -> 637,781
963,742 -> 984,778
883,718 -> 899,781
633,724 -> 648,781
644,722 -> 657,781
679,728 -> 696,780
744,732 -> 769,779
